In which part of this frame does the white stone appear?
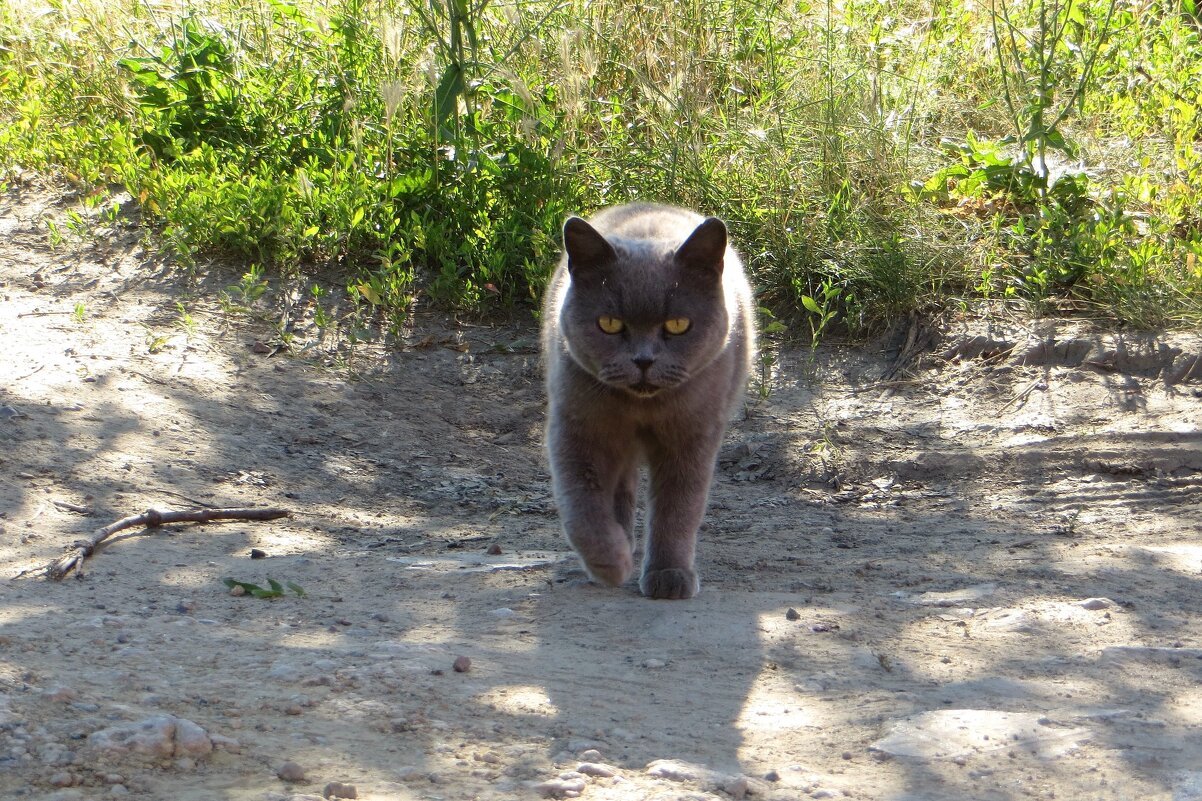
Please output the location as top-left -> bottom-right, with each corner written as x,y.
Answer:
910,583 -> 998,607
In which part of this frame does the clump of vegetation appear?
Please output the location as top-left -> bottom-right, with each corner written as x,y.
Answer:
1,0 -> 1199,338
224,577 -> 306,598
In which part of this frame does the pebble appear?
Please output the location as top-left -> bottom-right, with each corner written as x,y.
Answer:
109,785 -> 130,797
641,658 -> 666,669
764,769 -> 781,781
533,777 -> 586,798
277,761 -> 307,782
174,719 -> 213,757
210,734 -> 242,753
646,759 -> 697,781
49,771 -> 75,787
785,608 -> 801,621
1079,597 -> 1112,610
489,607 -> 516,618
487,543 -> 503,555
453,656 -> 472,673
577,762 -> 617,778
229,585 -> 246,597
323,781 -> 358,799
578,749 -> 603,761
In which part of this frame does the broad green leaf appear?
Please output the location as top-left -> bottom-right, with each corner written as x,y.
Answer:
357,283 -> 382,305
434,64 -> 465,128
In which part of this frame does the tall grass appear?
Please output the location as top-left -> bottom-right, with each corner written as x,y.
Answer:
1,0 -> 1199,335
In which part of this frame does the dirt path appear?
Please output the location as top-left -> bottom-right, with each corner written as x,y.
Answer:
2,184 -> 1202,801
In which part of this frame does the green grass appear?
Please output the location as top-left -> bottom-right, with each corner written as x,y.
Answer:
1,0 -> 1200,337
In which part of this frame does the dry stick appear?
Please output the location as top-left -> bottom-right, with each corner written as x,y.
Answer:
46,507 -> 291,580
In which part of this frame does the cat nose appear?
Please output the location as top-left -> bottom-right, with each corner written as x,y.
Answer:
632,355 -> 654,371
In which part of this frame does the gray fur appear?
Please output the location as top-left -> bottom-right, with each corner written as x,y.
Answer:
541,203 -> 756,599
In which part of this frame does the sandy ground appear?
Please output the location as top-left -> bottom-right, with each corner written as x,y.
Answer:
2,183 -> 1202,801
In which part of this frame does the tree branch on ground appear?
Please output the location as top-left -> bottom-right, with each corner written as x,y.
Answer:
35,507 -> 292,580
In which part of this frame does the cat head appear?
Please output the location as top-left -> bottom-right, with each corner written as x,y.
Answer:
557,214 -> 733,398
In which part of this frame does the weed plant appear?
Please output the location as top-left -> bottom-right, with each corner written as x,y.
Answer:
1,0 -> 1199,336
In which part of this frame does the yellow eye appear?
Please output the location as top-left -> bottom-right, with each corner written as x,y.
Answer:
664,317 -> 691,335
597,315 -> 625,334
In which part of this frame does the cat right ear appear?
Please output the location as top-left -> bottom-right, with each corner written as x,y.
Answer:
563,217 -> 616,276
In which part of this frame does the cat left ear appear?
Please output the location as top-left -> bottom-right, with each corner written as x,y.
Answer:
563,216 -> 616,276
675,217 -> 727,277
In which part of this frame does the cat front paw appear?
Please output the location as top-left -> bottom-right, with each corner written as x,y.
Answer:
640,568 -> 699,600
581,551 -> 635,587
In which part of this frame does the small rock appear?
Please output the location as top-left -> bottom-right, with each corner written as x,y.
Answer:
533,777 -> 586,798
250,549 -> 268,559
764,769 -> 781,781
453,656 -> 472,673
44,686 -> 77,702
229,585 -> 246,597
785,608 -> 801,621
173,718 -> 213,757
323,781 -> 358,799
646,759 -> 697,781
1079,597 -> 1112,611
284,704 -> 303,716
577,762 -> 617,778
641,658 -> 666,669
210,731 -> 240,750
370,612 -> 390,623
490,607 -> 516,618
49,771 -> 75,787
88,715 -> 176,758
721,775 -> 750,799
811,789 -> 838,799
486,543 -> 503,555
578,749 -> 603,761
277,761 -> 307,783
110,785 -> 130,797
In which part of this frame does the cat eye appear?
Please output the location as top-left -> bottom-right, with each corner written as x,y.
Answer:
664,317 -> 692,335
597,315 -> 625,334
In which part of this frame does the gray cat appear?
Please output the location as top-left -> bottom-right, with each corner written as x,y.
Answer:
541,203 -> 756,599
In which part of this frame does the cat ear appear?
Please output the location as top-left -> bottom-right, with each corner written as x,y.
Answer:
675,217 -> 727,277
563,217 -> 616,275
